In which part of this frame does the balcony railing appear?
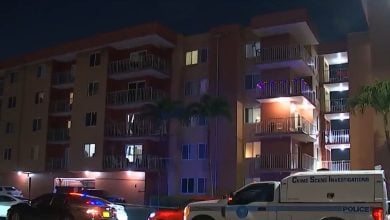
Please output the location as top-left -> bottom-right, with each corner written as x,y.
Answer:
255,116 -> 316,136
108,54 -> 168,76
326,66 -> 349,83
107,87 -> 165,106
52,71 -> 75,86
257,79 -> 316,104
47,128 -> 70,142
105,121 -> 166,138
50,100 -> 71,114
248,153 -> 316,171
255,44 -> 317,72
47,157 -> 69,170
103,155 -> 166,170
325,98 -> 348,112
325,129 -> 350,144
321,160 -> 350,171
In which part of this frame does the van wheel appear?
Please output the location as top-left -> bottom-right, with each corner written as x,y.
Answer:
193,215 -> 215,220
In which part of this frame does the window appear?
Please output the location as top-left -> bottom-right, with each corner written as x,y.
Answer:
35,92 -> 45,104
0,195 -> 16,202
69,92 -> 74,105
245,107 -> 261,123
84,143 -> 96,158
245,142 -> 261,158
87,82 -> 99,96
9,72 -> 16,84
230,183 -> 274,205
89,52 -> 101,67
2,148 -> 11,160
245,42 -> 261,58
245,73 -> 261,90
181,178 -> 195,194
30,146 -> 39,160
200,48 -> 208,63
185,50 -> 198,66
32,118 -> 42,131
198,115 -> 207,126
8,96 -> 16,108
67,120 -> 72,129
198,144 -> 207,159
36,66 -> 44,78
182,144 -> 191,160
197,178 -> 206,193
5,122 -> 14,134
85,112 -> 97,126
199,79 -> 208,94
125,144 -> 142,163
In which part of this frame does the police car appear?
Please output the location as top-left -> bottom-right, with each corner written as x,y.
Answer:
184,170 -> 388,220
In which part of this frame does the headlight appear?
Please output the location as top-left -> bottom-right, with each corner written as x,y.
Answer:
184,206 -> 190,217
149,212 -> 156,218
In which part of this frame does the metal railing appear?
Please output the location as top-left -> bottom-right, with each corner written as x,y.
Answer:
321,160 -> 350,171
257,79 -> 316,104
249,153 -> 316,171
47,157 -> 69,170
50,100 -> 71,114
103,155 -> 166,170
255,44 -> 317,72
327,66 -> 349,83
108,54 -> 169,75
325,129 -> 350,144
325,98 -> 348,112
105,121 -> 166,138
47,128 -> 70,142
255,116 -> 316,136
52,71 -> 75,86
107,87 -> 165,106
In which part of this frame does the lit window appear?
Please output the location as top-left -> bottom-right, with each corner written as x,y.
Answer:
87,82 -> 99,96
67,120 -> 72,129
197,178 -> 206,193
198,144 -> 207,160
245,107 -> 261,123
2,147 -> 12,160
89,52 -> 101,67
35,91 -> 45,104
245,42 -> 261,58
245,142 -> 261,158
125,144 -> 142,163
32,118 -> 42,131
85,112 -> 97,126
181,178 -> 195,194
185,50 -> 198,66
245,73 -> 260,90
69,92 -> 74,105
84,143 -> 96,158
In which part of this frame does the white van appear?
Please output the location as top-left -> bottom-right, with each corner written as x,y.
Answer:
185,170 -> 388,220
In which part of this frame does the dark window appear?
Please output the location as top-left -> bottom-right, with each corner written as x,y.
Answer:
5,122 -> 14,134
8,96 -> 16,108
245,74 -> 261,90
198,144 -> 206,159
197,178 -> 206,193
200,48 -> 208,63
9,72 -> 16,84
36,66 -> 43,78
35,92 -> 45,104
181,179 -> 188,193
85,112 -> 97,126
181,144 -> 190,160
89,53 -> 101,67
87,82 -> 99,96
230,183 -> 274,205
2,148 -> 12,160
0,195 -> 15,202
32,119 -> 42,131
181,178 -> 195,194
198,115 -> 207,126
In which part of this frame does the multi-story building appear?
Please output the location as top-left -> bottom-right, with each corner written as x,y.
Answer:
0,9 -> 355,202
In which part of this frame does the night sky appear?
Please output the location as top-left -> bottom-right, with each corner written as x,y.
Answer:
0,0 -> 367,60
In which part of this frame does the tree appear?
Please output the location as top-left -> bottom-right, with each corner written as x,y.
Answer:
185,94 -> 232,196
349,81 -> 390,151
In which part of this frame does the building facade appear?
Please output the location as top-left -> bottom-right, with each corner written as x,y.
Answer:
0,9 -> 354,202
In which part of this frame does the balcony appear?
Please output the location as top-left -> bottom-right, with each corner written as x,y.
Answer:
324,98 -> 349,121
255,116 -> 317,142
47,157 -> 69,170
254,45 -> 317,75
50,100 -> 72,116
105,121 -> 166,141
103,155 -> 166,171
325,66 -> 349,83
52,71 -> 75,89
320,160 -> 350,171
47,128 -> 70,144
325,129 -> 350,150
108,54 -> 169,80
246,154 -> 316,175
257,79 -> 316,107
106,87 -> 165,109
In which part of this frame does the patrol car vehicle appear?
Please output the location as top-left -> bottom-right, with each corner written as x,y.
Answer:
184,170 -> 388,220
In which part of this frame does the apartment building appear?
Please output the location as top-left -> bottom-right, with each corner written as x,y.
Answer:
0,9 -> 354,202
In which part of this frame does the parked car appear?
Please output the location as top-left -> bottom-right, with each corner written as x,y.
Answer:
0,186 -> 23,197
0,194 -> 29,218
81,189 -> 126,203
7,193 -> 117,220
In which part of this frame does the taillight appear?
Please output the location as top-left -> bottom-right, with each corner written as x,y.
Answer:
372,207 -> 384,220
86,208 -> 99,217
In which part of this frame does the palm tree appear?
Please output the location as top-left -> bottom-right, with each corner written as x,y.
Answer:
349,81 -> 390,151
185,94 -> 231,196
